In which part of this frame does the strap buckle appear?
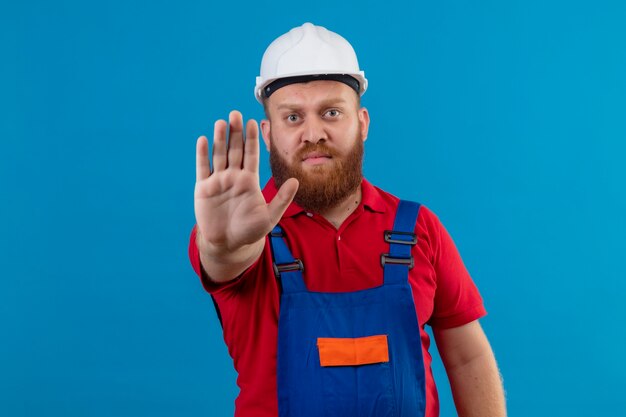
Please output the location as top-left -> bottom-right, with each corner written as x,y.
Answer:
380,254 -> 414,269
384,230 -> 417,245
273,259 -> 304,278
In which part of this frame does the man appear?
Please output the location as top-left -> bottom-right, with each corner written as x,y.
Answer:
189,22 -> 506,417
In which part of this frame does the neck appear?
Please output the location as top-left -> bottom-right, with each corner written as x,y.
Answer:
318,186 -> 362,229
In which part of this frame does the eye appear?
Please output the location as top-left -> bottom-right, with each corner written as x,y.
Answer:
325,109 -> 341,118
287,114 -> 299,123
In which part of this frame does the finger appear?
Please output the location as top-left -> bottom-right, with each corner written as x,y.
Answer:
212,119 -> 227,172
196,136 -> 210,181
268,178 -> 299,225
227,110 -> 244,169
243,119 -> 259,173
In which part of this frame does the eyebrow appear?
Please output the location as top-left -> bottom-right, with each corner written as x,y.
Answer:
275,98 -> 348,111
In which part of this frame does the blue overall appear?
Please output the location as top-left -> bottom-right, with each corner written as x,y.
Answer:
269,200 -> 426,417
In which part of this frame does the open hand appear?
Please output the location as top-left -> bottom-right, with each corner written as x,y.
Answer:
194,111 -> 298,256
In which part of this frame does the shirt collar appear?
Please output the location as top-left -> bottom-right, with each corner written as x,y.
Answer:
262,177 -> 387,219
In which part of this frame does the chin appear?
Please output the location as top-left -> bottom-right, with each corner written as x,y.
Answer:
301,165 -> 333,177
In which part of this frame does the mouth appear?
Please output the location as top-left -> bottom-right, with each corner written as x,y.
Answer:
301,152 -> 332,165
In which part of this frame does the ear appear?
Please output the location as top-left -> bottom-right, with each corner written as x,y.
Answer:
358,107 -> 370,142
260,119 -> 271,151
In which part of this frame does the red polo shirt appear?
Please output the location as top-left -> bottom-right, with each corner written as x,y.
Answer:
189,178 -> 486,417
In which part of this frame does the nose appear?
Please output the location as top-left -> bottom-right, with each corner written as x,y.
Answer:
301,117 -> 327,144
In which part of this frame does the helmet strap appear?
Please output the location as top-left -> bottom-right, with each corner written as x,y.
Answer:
263,74 -> 360,99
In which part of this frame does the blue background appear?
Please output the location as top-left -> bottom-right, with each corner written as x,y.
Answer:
2,1 -> 625,416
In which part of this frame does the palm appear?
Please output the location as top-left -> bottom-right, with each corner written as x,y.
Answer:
196,169 -> 271,249
194,111 -> 297,252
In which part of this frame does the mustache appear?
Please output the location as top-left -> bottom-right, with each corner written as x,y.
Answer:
295,143 -> 339,159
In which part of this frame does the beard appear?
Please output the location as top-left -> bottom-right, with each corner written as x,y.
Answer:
270,135 -> 364,214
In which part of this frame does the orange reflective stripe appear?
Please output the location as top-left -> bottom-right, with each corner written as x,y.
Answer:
317,335 -> 389,367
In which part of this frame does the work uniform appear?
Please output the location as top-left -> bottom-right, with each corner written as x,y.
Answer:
189,178 -> 486,417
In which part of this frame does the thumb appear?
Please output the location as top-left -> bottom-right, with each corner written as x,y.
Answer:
267,178 -> 299,225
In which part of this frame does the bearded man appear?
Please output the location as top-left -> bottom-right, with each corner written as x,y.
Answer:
189,23 -> 506,417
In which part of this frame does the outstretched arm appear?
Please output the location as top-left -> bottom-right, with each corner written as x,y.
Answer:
194,110 -> 298,282
433,320 -> 506,417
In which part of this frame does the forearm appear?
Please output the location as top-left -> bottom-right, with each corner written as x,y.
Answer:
446,349 -> 506,417
196,227 -> 265,283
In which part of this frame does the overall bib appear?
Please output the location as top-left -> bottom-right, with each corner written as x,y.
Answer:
269,201 -> 426,417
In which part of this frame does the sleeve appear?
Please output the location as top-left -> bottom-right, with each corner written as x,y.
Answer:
188,225 -> 264,294
421,207 -> 487,329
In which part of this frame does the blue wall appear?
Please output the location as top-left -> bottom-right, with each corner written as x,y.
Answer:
2,1 -> 625,416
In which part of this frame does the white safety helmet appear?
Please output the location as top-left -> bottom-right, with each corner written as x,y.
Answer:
254,22 -> 368,104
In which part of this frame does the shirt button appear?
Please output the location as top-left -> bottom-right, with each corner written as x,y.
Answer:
306,212 -> 313,217
338,235 -> 341,241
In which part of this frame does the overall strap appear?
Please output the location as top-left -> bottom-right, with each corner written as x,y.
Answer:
269,225 -> 307,293
382,200 -> 421,285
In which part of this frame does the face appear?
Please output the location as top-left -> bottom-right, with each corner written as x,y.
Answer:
260,80 -> 370,213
